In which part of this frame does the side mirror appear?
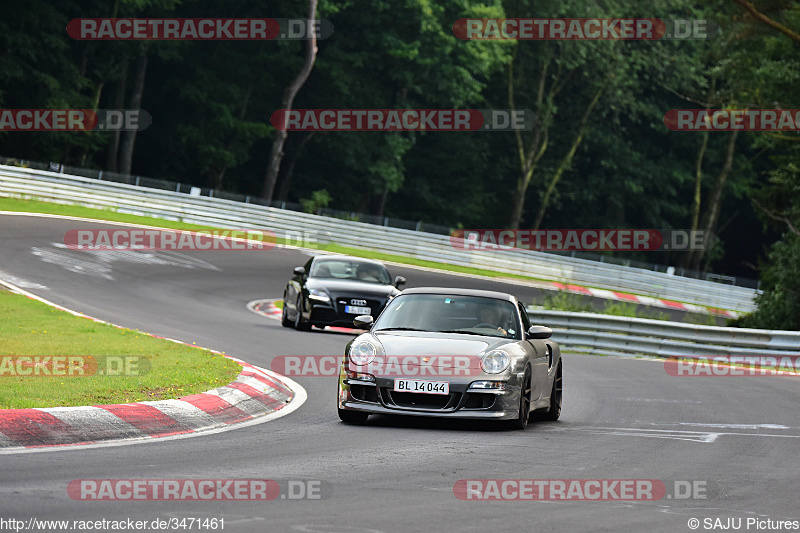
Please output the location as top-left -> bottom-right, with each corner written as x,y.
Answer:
527,325 -> 552,339
353,315 -> 374,330
393,275 -> 407,289
293,266 -> 306,276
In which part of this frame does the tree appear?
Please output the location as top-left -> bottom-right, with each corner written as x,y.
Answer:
722,0 -> 800,328
262,0 -> 319,202
502,0 -> 703,230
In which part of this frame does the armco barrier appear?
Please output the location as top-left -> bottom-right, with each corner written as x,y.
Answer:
0,165 -> 757,312
526,308 -> 799,358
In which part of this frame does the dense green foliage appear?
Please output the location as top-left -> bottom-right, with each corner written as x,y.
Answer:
1,0 -> 798,328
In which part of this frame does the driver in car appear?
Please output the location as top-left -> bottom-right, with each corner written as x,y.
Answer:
356,264 -> 381,282
476,305 -> 508,336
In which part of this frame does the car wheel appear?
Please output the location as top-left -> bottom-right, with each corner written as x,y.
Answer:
294,295 -> 311,331
281,295 -> 292,328
508,367 -> 531,430
338,408 -> 369,424
542,363 -> 562,421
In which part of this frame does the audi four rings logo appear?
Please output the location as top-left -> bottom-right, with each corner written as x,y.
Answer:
350,299 -> 367,306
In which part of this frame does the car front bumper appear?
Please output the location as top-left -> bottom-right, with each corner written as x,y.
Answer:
337,373 -> 523,421
308,300 -> 383,328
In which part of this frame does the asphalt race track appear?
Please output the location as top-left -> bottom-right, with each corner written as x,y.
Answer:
1,214 -> 799,533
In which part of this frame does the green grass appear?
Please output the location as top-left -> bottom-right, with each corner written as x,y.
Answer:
541,291 -> 594,313
0,196 -> 236,233
684,312 -> 722,326
538,293 -> 727,324
0,290 -> 242,409
600,300 -> 670,321
539,292 -> 673,321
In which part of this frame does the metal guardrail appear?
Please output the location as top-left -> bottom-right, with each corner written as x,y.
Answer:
5,157 -> 760,288
0,165 -> 759,313
527,309 -> 800,358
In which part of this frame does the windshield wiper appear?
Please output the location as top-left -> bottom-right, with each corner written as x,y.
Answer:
436,329 -> 492,336
374,327 -> 426,332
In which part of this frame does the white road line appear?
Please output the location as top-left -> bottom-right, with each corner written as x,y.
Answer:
569,425 -> 800,444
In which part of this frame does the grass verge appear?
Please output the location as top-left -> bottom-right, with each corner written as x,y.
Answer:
537,291 -> 726,324
0,289 -> 242,409
540,291 -> 672,320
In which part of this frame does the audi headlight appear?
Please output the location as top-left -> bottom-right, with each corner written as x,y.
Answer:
481,350 -> 510,374
349,341 -> 377,366
308,288 -> 330,302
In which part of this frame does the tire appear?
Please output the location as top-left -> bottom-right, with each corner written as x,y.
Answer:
294,295 -> 311,331
281,295 -> 292,328
508,367 -> 532,430
541,363 -> 562,421
338,408 -> 369,424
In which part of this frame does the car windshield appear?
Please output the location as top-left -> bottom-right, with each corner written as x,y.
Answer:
309,259 -> 392,285
374,294 -> 519,339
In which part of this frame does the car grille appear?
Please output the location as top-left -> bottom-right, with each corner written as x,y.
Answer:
309,307 -> 337,323
336,297 -> 383,315
380,388 -> 461,410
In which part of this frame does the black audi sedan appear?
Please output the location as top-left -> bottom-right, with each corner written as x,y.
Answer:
282,255 -> 406,331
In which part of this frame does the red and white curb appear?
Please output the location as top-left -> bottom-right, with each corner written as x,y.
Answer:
0,280 -> 306,453
248,299 -> 359,334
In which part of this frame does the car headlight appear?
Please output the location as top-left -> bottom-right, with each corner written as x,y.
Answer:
349,341 -> 377,366
481,350 -> 510,374
346,370 -> 375,382
469,381 -> 506,390
308,288 -> 330,302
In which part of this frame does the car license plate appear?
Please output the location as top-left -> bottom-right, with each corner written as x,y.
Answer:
393,379 -> 449,395
345,305 -> 371,315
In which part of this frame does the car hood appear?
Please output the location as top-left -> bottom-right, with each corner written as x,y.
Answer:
372,331 -> 511,356
307,278 -> 396,297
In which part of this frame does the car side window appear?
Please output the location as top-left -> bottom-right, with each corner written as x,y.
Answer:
304,258 -> 313,274
518,303 -> 531,332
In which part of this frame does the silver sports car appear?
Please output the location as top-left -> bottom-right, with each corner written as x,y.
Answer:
337,287 -> 562,429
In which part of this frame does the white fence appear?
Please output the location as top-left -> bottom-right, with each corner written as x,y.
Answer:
527,309 -> 799,358
0,164 -> 758,313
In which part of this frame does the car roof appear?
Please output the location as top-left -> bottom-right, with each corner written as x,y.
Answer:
312,255 -> 386,267
399,286 -> 518,303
